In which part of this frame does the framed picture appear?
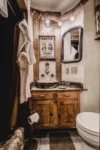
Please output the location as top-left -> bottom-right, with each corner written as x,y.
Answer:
39,36 -> 55,60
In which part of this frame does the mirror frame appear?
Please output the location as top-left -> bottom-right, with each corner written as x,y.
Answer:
62,26 -> 83,63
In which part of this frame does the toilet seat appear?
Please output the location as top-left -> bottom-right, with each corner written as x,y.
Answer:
76,112 -> 100,136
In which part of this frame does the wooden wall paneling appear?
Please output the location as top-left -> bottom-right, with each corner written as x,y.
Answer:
10,24 -> 20,130
33,13 -> 61,82
55,24 -> 61,82
33,18 -> 40,81
39,19 -> 61,82
34,17 -> 61,82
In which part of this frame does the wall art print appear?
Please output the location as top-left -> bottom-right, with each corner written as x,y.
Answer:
39,36 -> 55,59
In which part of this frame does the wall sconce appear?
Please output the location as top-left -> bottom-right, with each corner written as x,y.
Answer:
70,15 -> 75,21
58,21 -> 62,26
44,19 -> 63,28
44,19 -> 51,28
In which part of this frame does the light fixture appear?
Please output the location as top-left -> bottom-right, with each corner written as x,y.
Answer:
44,19 -> 51,28
70,16 -> 75,21
58,21 -> 62,26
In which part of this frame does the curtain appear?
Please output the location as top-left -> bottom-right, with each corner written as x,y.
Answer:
0,19 -> 14,142
0,0 -> 22,142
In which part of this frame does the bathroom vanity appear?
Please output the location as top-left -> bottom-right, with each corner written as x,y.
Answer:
29,88 -> 84,129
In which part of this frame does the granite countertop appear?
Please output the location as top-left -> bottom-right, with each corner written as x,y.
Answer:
31,86 -> 86,92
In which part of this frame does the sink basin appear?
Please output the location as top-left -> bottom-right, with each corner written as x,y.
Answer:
35,81 -> 59,89
31,81 -> 83,89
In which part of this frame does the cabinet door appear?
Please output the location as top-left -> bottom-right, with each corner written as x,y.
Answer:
58,99 -> 78,128
29,100 -> 57,128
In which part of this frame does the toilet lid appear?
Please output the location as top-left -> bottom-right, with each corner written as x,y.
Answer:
76,112 -> 100,136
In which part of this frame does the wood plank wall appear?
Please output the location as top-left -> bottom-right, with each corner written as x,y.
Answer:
32,16 -> 61,82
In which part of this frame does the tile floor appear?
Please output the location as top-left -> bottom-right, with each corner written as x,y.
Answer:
33,130 -> 82,150
70,131 -> 82,150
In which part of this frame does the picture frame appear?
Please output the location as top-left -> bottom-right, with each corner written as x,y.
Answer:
39,35 -> 55,60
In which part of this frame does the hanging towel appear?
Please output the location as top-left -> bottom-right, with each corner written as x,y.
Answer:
17,19 -> 36,104
18,52 -> 32,104
18,19 -> 36,65
0,0 -> 8,18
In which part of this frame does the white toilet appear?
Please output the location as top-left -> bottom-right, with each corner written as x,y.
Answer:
76,112 -> 100,150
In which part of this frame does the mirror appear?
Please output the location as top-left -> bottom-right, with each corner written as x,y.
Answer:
62,26 -> 83,63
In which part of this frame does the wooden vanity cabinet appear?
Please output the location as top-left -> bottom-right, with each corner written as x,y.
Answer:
29,91 -> 80,129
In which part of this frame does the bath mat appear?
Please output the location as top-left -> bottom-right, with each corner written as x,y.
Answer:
50,132 -> 75,150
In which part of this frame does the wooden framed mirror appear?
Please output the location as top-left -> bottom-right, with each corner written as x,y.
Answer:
62,26 -> 83,63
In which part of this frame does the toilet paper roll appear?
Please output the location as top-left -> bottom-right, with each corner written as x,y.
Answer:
28,112 -> 39,125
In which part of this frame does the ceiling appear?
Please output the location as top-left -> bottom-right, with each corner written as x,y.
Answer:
17,0 -> 81,14
31,0 -> 81,14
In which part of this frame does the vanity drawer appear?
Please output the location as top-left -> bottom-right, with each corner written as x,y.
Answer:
57,91 -> 78,99
31,92 -> 53,100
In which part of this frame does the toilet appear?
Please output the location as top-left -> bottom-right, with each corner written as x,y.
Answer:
76,112 -> 100,150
